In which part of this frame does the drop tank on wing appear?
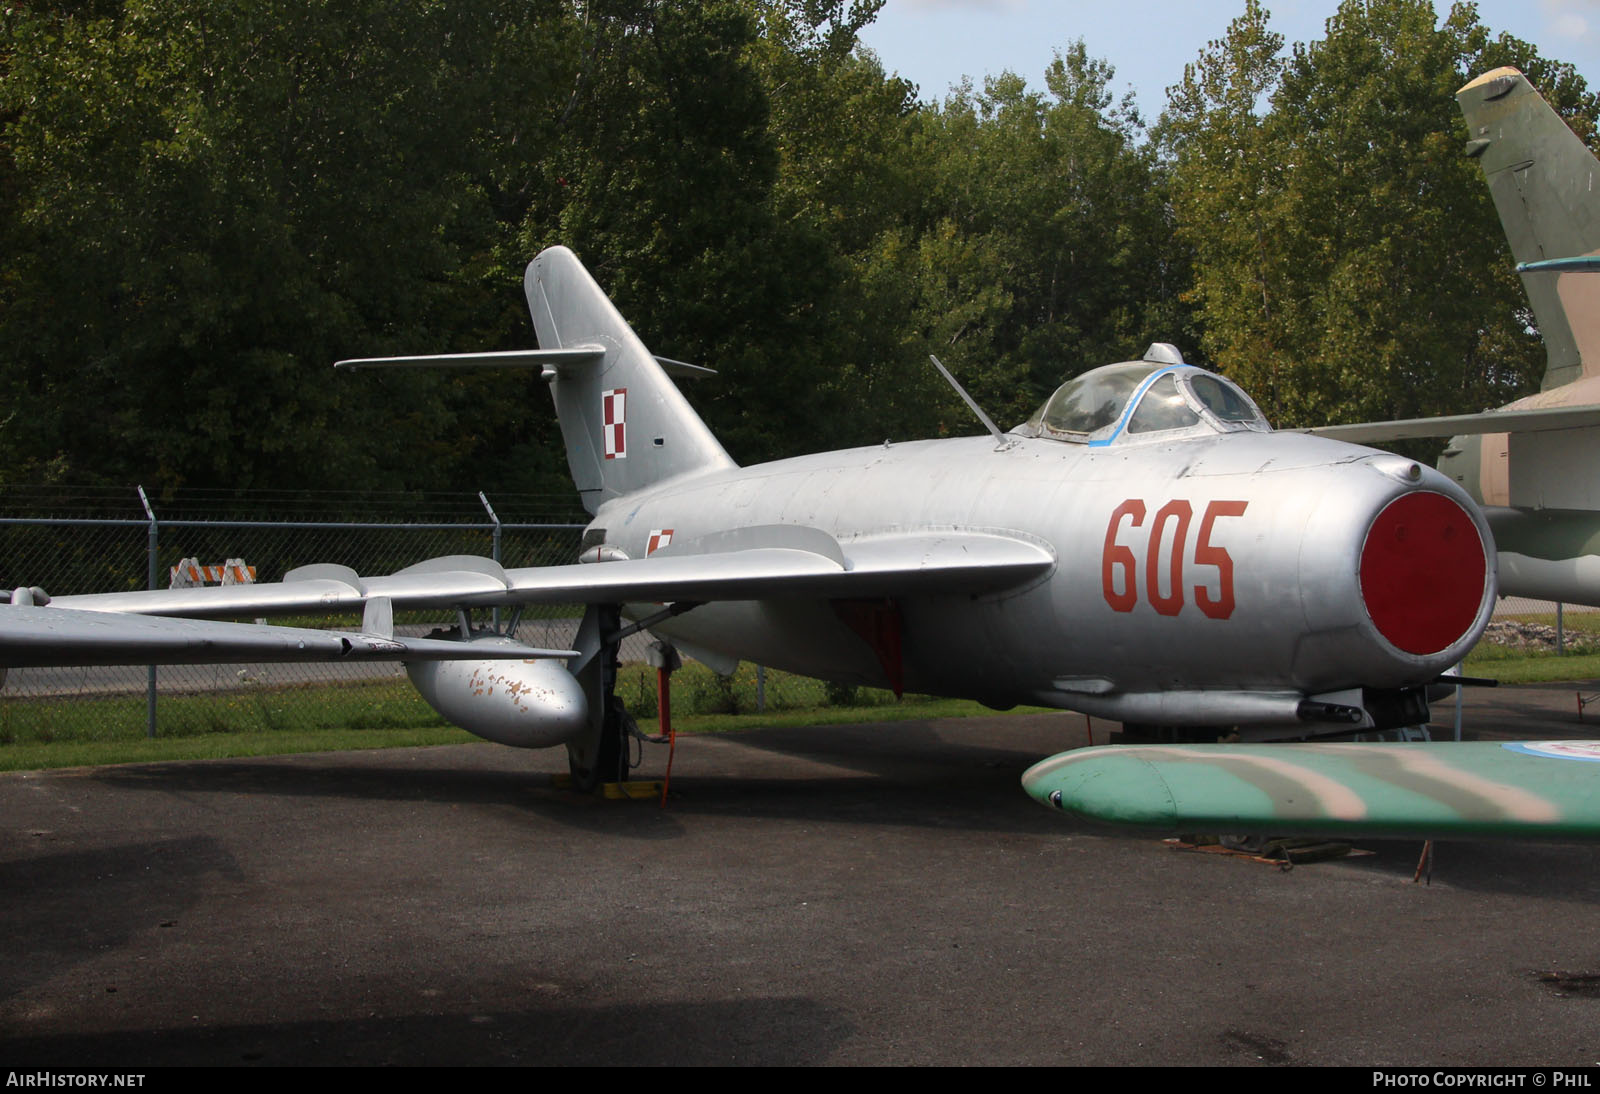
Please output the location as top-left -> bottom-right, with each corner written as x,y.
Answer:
405,635 -> 588,748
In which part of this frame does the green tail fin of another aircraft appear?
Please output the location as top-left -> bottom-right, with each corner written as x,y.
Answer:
1459,67 -> 1600,392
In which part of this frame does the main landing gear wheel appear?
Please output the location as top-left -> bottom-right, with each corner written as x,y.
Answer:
568,696 -> 630,792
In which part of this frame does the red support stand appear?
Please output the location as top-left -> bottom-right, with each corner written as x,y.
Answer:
658,664 -> 676,808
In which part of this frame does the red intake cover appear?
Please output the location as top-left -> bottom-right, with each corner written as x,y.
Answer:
1359,492 -> 1486,656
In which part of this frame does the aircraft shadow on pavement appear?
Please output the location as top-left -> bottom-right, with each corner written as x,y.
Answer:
0,835 -> 242,1003
0,996 -> 850,1067
70,719 -> 1600,900
76,718 -> 1088,837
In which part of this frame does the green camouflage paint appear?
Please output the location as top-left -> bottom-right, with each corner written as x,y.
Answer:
1023,741 -> 1600,839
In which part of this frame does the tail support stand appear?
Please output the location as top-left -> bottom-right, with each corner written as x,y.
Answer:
1413,840 -> 1435,885
647,641 -> 683,807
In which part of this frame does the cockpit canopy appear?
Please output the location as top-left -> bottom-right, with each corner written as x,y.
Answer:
1017,344 -> 1269,446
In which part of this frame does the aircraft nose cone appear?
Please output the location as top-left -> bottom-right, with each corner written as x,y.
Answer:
1359,491 -> 1488,656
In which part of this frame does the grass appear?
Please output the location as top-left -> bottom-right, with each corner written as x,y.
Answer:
0,677 -> 449,743
0,677 -> 471,771
0,726 -> 480,772
1465,609 -> 1600,684
8,612 -> 1587,773
1463,647 -> 1600,684
0,663 -> 1048,773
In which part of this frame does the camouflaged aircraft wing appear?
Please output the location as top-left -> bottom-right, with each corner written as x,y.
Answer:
1294,404 -> 1600,444
1022,741 -> 1600,839
46,528 -> 1056,620
0,604 -> 576,668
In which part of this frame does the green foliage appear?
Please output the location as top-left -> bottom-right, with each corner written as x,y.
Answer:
616,659 -> 905,718
878,44 -> 1186,433
2,0 -> 586,491
823,679 -> 859,706
1160,0 -> 1595,429
0,676 -> 447,749
2,0 -> 1594,489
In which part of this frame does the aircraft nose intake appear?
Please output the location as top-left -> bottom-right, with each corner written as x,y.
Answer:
1359,491 -> 1488,656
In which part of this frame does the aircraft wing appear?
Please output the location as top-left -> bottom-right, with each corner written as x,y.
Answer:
1022,741 -> 1600,839
1292,405 -> 1600,444
0,605 -> 577,669
46,528 -> 1056,620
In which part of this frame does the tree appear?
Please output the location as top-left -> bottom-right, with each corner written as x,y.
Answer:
1,0 -> 585,492
1158,0 -> 1294,411
1161,0 -> 1599,430
890,45 -> 1184,435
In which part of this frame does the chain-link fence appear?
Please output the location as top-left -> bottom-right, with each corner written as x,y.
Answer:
0,486 -> 842,744
0,488 -> 587,741
1489,594 -> 1600,656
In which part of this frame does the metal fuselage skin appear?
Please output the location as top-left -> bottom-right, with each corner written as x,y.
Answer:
589,428 -> 1494,722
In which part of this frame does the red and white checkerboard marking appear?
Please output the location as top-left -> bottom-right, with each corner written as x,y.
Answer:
646,529 -> 674,555
602,387 -> 627,460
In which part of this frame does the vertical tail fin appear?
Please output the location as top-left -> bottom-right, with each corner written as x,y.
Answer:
525,247 -> 735,514
1459,68 -> 1600,391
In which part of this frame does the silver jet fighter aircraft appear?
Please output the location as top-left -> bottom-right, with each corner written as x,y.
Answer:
53,247 -> 1497,788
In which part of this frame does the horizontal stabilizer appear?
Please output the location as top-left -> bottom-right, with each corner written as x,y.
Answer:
0,606 -> 575,669
49,532 -> 1055,619
334,348 -> 713,378
651,355 -> 717,378
1294,404 -> 1600,444
1517,257 -> 1600,274
1023,741 -> 1600,839
334,347 -> 605,371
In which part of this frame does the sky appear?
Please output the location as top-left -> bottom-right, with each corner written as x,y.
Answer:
856,0 -> 1600,124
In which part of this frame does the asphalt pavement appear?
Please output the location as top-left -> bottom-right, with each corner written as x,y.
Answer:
2,688 -> 1599,1066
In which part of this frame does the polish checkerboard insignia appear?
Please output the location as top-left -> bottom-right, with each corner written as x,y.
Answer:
602,388 -> 627,459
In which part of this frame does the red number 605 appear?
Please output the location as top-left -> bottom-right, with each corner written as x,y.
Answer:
1101,499 -> 1248,619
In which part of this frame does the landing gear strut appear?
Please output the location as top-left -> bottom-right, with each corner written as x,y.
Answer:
567,604 -> 627,792
564,601 -> 699,792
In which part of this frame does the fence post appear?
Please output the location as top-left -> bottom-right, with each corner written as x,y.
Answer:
1558,602 -> 1566,655
480,491 -> 502,630
138,485 -> 158,738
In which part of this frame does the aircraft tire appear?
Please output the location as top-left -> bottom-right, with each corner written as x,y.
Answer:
567,694 -> 628,792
